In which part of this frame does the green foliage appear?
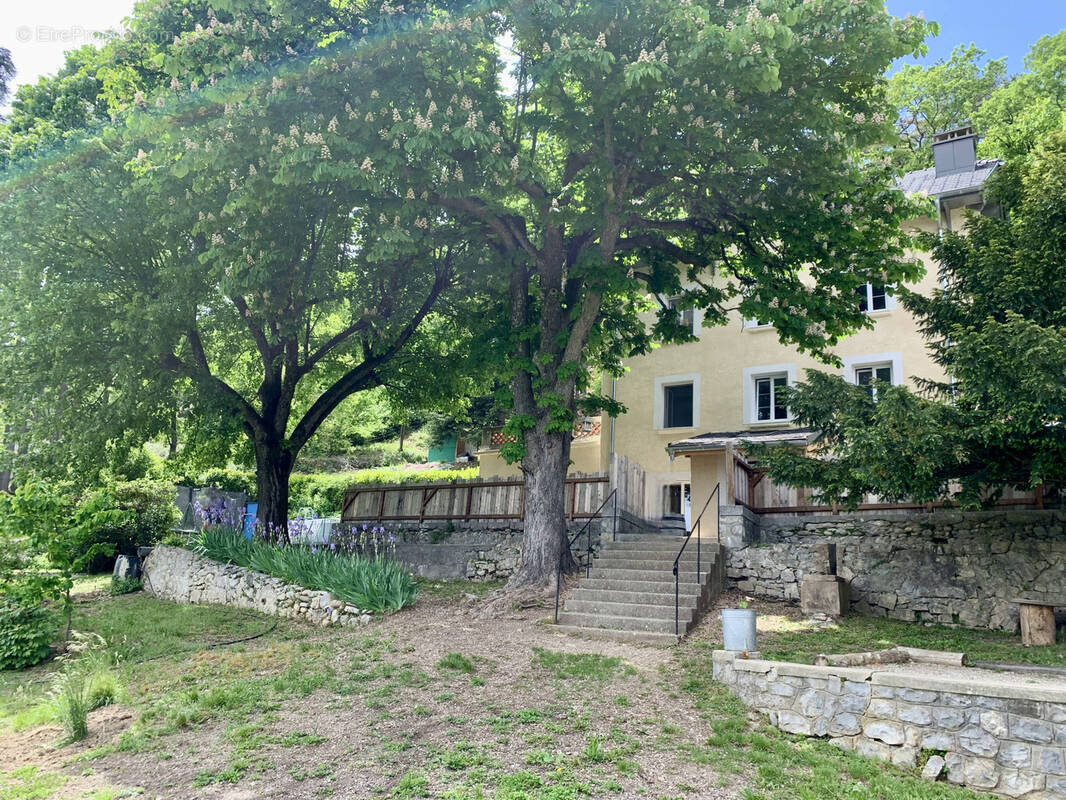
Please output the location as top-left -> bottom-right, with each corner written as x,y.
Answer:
976,31 -> 1066,159
753,127 -> 1066,507
886,43 -> 1006,170
0,602 -> 56,671
109,577 -> 143,596
196,526 -> 417,613
75,480 -> 178,573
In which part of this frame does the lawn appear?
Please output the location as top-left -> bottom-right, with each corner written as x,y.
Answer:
0,584 -> 1033,800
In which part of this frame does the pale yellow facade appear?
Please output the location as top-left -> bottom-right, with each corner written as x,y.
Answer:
600,213 -> 963,521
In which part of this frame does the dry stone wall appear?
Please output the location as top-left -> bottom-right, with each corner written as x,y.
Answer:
713,651 -> 1066,799
721,507 -> 1066,630
142,545 -> 372,627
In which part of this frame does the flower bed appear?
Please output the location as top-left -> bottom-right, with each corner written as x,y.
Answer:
196,526 -> 417,613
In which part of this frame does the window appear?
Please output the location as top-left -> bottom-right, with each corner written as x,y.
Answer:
842,353 -> 902,398
667,297 -> 697,336
663,383 -> 694,428
742,364 -> 797,425
743,317 -> 772,329
654,374 -> 700,430
855,364 -> 893,398
754,375 -> 789,421
663,483 -> 690,517
857,282 -> 894,312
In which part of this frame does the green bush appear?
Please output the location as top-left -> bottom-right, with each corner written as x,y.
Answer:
110,577 -> 143,595
197,468 -> 257,497
75,480 -> 179,573
197,526 -> 417,613
0,601 -> 57,670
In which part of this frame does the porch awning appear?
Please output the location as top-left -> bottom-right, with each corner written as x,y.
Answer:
666,427 -> 816,456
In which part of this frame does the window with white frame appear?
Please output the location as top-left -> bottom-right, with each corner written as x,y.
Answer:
842,353 -> 902,399
667,297 -> 697,336
742,364 -> 796,424
857,282 -> 896,312
742,317 -> 772,330
854,363 -> 893,398
754,374 -> 789,421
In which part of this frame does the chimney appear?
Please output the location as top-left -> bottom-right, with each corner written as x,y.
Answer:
932,125 -> 978,177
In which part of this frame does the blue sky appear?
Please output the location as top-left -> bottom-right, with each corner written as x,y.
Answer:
886,0 -> 1066,73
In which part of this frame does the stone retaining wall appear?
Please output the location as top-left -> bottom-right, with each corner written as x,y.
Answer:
720,507 -> 1066,630
713,651 -> 1066,799
370,520 -> 610,581
142,545 -> 372,627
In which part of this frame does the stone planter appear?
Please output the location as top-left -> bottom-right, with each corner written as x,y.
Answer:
721,607 -> 757,651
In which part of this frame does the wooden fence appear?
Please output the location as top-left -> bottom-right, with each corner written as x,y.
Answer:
731,455 -> 1048,514
340,474 -> 609,524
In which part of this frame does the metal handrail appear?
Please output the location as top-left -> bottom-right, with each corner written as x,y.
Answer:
672,483 -> 720,638
554,488 -> 618,623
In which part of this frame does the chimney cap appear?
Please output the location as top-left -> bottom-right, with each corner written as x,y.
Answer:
933,124 -> 976,143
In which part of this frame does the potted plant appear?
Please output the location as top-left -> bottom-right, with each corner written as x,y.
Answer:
721,597 -> 757,652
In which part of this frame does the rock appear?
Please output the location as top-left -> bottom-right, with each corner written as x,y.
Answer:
1010,716 -> 1053,744
863,721 -> 905,746
921,754 -> 946,780
113,555 -> 142,581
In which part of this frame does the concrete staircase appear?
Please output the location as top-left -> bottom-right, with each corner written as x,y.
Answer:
555,532 -> 724,644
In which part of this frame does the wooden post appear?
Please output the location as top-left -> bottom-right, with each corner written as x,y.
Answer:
1019,602 -> 1057,647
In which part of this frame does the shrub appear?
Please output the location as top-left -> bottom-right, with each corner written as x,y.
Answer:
197,468 -> 257,497
0,601 -> 57,670
196,526 -> 418,613
110,577 -> 143,595
75,480 -> 179,573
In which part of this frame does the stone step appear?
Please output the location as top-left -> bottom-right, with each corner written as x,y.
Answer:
570,587 -> 695,606
593,549 -> 717,566
588,566 -> 717,583
602,537 -> 690,547
550,624 -> 679,646
563,599 -> 698,622
578,576 -> 705,594
612,533 -> 686,543
556,610 -> 693,635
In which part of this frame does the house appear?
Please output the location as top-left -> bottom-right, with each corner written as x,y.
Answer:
477,126 -> 1002,527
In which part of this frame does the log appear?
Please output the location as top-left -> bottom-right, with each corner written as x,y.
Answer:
813,646 -> 967,668
813,648 -> 909,667
1019,603 -> 1057,647
897,647 -> 968,667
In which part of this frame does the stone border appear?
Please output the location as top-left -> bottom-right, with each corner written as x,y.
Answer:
713,650 -> 1066,798
142,545 -> 372,628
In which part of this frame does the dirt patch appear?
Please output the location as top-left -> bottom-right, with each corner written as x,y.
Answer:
3,592 -> 746,799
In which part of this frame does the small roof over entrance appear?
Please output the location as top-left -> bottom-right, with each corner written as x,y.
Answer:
667,427 -> 816,456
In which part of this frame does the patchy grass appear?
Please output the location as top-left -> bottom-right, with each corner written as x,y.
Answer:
415,578 -> 503,603
1,586 -> 1002,800
530,648 -> 629,681
436,653 -> 476,674
757,612 -> 1066,667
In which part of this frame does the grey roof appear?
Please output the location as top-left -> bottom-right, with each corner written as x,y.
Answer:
897,159 -> 1000,199
667,427 -> 816,454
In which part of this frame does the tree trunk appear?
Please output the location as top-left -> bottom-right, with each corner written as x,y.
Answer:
254,444 -> 294,542
508,428 -> 575,591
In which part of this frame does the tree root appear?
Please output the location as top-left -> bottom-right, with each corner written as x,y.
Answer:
469,584 -> 558,620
